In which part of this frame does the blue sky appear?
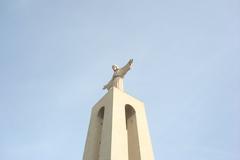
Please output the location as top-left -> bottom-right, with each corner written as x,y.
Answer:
0,0 -> 240,160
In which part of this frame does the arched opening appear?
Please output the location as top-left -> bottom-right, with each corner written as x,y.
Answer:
98,107 -> 104,119
96,107 -> 105,159
125,104 -> 140,160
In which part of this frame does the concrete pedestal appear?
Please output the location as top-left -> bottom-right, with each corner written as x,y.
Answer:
83,87 -> 154,160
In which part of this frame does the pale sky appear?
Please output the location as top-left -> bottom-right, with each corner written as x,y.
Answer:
0,0 -> 240,160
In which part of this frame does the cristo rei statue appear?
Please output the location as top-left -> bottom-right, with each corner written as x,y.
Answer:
103,59 -> 133,91
83,58 -> 154,160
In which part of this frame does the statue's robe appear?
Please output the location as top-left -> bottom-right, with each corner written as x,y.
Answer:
103,62 -> 132,91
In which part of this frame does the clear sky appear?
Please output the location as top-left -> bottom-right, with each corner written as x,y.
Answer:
0,0 -> 240,160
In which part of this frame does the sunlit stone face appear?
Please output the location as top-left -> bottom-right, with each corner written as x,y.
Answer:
112,65 -> 119,71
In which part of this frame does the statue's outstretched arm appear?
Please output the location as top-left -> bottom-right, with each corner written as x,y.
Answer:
118,59 -> 133,77
103,79 -> 113,90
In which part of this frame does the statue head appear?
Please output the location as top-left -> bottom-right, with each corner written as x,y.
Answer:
112,65 -> 119,71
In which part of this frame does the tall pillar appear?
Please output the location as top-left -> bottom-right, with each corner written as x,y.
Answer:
83,87 -> 154,160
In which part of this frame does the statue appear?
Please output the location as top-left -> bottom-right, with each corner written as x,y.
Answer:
103,59 -> 133,91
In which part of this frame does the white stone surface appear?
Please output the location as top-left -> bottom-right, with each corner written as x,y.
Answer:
83,87 -> 154,160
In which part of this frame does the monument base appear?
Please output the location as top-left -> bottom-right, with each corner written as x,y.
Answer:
83,87 -> 154,160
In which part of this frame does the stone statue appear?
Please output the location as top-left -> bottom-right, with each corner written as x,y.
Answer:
103,59 -> 133,91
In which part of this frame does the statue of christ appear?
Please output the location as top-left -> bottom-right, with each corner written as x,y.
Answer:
103,59 -> 133,91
